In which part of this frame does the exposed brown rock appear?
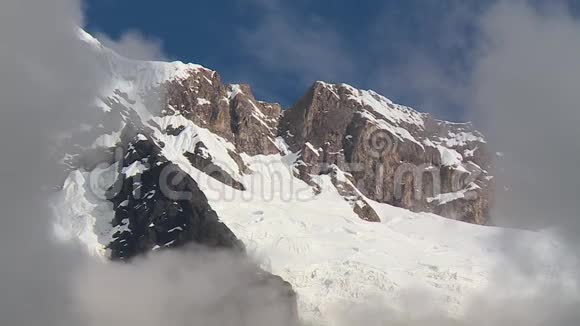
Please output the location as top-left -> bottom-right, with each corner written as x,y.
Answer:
279,81 -> 493,225
163,70 -> 281,156
162,71 -> 493,225
228,84 -> 281,155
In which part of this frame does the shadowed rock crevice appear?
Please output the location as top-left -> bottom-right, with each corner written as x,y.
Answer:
184,142 -> 246,191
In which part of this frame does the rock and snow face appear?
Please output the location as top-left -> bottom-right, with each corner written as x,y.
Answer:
50,31 -> 566,325
280,81 -> 493,224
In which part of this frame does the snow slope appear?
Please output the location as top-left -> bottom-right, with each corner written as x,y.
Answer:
54,135 -> 564,324
196,151 -> 563,324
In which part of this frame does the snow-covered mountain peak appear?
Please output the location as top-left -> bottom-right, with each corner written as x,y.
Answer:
49,30 -> 566,325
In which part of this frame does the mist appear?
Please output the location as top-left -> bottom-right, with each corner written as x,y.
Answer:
96,30 -> 168,61
465,2 -> 580,323
0,0 -> 101,324
472,1 -> 580,239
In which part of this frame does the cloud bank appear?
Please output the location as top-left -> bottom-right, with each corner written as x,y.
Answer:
471,1 -> 580,238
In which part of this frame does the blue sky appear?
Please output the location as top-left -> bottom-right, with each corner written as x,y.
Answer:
83,0 -> 579,121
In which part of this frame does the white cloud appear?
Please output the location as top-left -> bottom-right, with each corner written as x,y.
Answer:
97,30 -> 167,61
471,1 -> 580,240
239,0 -> 355,86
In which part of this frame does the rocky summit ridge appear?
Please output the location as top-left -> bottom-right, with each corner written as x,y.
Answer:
159,67 -> 494,225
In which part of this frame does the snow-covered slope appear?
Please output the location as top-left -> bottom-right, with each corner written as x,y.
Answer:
52,30 -> 568,325
192,151 -> 562,323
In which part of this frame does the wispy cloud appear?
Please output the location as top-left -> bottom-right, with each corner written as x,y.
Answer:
97,29 -> 168,61
470,0 -> 580,241
368,1 -> 489,121
238,0 -> 355,86
237,0 -> 486,120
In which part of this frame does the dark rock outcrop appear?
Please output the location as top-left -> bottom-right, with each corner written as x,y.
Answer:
106,136 -> 245,259
184,142 -> 246,191
76,130 -> 299,324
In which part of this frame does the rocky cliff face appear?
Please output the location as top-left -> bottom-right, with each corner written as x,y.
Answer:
104,131 -> 245,259
161,77 -> 494,225
163,69 -> 281,156
276,82 -> 493,224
